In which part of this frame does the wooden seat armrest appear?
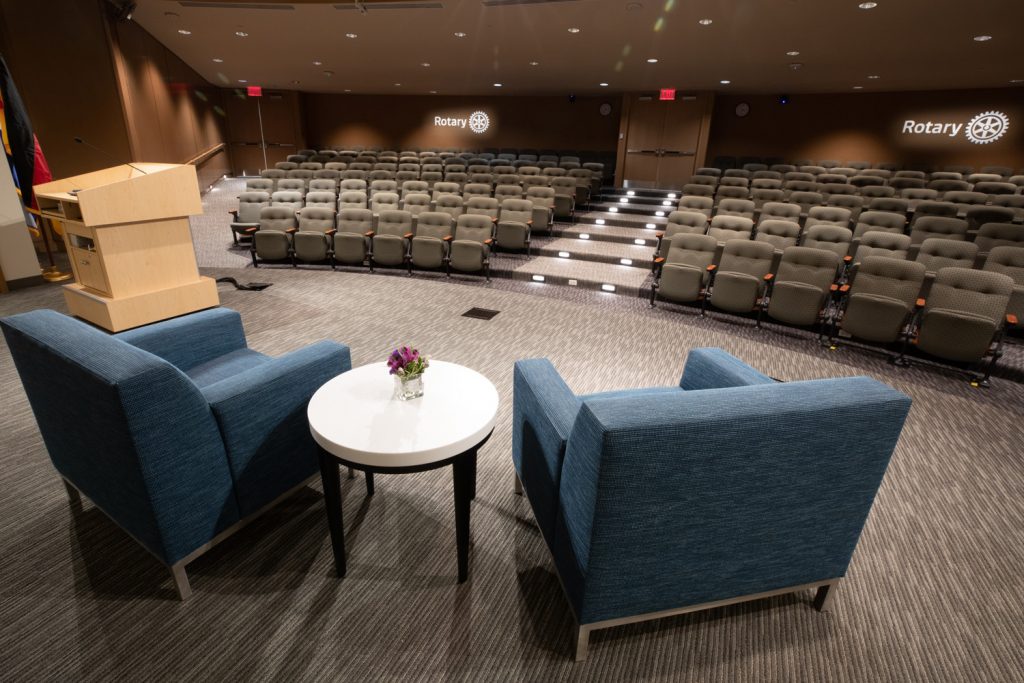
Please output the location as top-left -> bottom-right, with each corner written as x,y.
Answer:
706,264 -> 717,271
403,232 -> 414,239
763,273 -> 775,281
242,227 -> 259,234
326,229 -> 337,235
483,238 -> 494,245
843,255 -> 853,263
655,231 -> 665,239
285,227 -> 298,234
443,235 -> 453,241
654,257 -> 666,264
364,230 -> 375,237
1007,314 -> 1019,326
916,298 -> 926,308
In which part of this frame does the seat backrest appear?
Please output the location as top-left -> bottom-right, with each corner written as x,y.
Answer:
402,192 -> 432,215
856,231 -> 912,260
691,175 -> 719,187
288,169 -> 315,181
499,198 -> 533,224
236,191 -> 270,222
494,184 -> 524,203
974,181 -> 1018,196
370,179 -> 398,195
270,191 -> 303,211
462,183 -> 491,200
542,167 -> 567,177
247,178 -> 274,194
755,219 -> 801,247
432,181 -> 461,200
752,170 -> 783,181
926,267 -> 1012,323
376,210 -> 413,237
308,178 -> 338,193
803,225 -> 853,256
866,197 -> 909,213
667,210 -> 708,231
466,196 -> 499,219
434,194 -> 464,218
806,205 -> 852,228
889,177 -> 926,190
260,205 -> 297,231
715,186 -> 749,201
678,195 -> 714,214
402,180 -> 429,196
719,176 -> 750,188
276,178 -> 305,194
855,210 -> 906,235
304,191 -> 336,208
414,211 -> 453,240
683,183 -> 715,198
338,190 -> 368,209
915,238 -> 978,272
861,185 -> 896,199
339,178 -> 367,193
975,223 -> 1024,253
983,246 -> 1024,285
526,186 -> 556,208
666,233 -> 717,268
723,169 -> 750,179
718,239 -> 775,276
758,202 -> 801,223
776,246 -> 840,289
454,214 -> 494,242
709,215 -> 754,240
927,178 -> 970,193
337,208 -> 373,234
910,216 -> 969,243
550,177 -> 577,195
716,198 -> 755,218
370,192 -> 401,213
275,161 -> 298,171
943,191 -> 988,207
850,256 -> 926,306
297,206 -> 335,232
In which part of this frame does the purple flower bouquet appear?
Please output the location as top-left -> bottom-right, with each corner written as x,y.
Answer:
388,346 -> 429,400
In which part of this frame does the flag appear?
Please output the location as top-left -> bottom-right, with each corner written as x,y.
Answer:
0,53 -> 52,211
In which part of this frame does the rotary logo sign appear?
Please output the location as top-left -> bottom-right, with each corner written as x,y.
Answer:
467,111 -> 490,134
901,111 -> 1009,145
433,111 -> 492,134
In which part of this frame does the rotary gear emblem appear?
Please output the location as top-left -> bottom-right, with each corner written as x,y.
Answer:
965,111 -> 1008,144
468,111 -> 490,134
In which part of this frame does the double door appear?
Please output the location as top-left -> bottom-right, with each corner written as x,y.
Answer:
620,95 -> 712,190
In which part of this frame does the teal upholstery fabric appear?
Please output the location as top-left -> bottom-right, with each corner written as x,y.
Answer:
513,348 -> 911,626
1,308 -> 350,565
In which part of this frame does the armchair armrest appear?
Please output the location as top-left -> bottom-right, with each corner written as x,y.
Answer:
512,359 -> 583,487
678,347 -> 776,390
116,308 -> 248,373
201,341 -> 352,512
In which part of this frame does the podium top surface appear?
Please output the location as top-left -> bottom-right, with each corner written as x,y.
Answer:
35,164 -> 202,226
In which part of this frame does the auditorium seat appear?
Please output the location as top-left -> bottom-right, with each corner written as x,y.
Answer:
495,198 -> 533,257
304,191 -> 336,209
890,177 -> 927,191
825,194 -> 865,222
434,194 -> 464,221
401,180 -> 428,198
704,239 -> 776,318
974,181 -> 1018,198
229,191 -> 270,244
805,206 -> 853,230
275,161 -> 298,171
757,202 -> 801,226
803,224 -> 853,259
678,195 -> 713,218
332,208 -> 373,268
982,247 -> 1024,326
991,195 -> 1024,222
901,188 -> 940,211
251,206 -> 296,267
691,174 -> 720,188
655,211 -> 709,259
525,186 -> 555,233
466,196 -> 500,221
909,216 -> 968,245
292,206 -> 337,266
371,210 -> 414,270
550,177 -> 577,222
338,190 -> 368,210
851,231 -> 913,262
650,233 -> 718,307
755,219 -> 802,252
763,247 -> 841,327
965,206 -> 1016,234
855,209 -> 910,238
913,238 -> 978,275
831,257 -> 926,345
866,198 -> 910,215
309,178 -> 338,194
270,190 -> 304,213
974,223 -> 1024,254
409,211 -> 454,274
448,215 -> 495,281
717,198 -> 756,220
246,178 -> 274,194
370,191 -> 401,214
708,215 -> 755,244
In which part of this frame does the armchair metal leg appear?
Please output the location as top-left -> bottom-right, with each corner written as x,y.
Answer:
170,563 -> 192,601
513,472 -> 523,495
574,624 -> 591,662
813,581 -> 838,612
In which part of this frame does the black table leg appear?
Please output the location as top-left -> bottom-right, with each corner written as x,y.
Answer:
365,471 -> 375,496
319,450 -> 347,578
452,450 -> 477,583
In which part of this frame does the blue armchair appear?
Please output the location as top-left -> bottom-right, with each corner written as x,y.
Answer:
1,307 -> 350,599
512,348 -> 912,660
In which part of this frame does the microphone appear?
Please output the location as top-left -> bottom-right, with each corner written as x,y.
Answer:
74,137 -> 149,175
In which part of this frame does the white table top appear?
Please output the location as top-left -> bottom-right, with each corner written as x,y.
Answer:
308,360 -> 500,468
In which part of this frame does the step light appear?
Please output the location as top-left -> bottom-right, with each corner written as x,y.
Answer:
580,233 -> 590,239
558,251 -> 570,258
627,190 -> 636,196
655,211 -> 665,216
602,284 -> 616,292
634,238 -> 646,245
668,193 -> 677,199
609,207 -> 619,212
662,200 -> 671,206
568,279 -> 578,286
595,218 -> 605,224
619,198 -> 629,203
532,274 -> 545,282
645,223 -> 656,229
620,258 -> 633,265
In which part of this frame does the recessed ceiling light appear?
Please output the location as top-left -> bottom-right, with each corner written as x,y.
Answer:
344,89 -> 352,93
313,60 -> 322,66
720,79 -> 731,84
234,31 -> 248,37
529,61 -> 539,66
973,35 -> 992,42
454,32 -> 467,38
394,83 -> 402,86
177,29 -> 191,35
421,62 -> 430,67
493,83 -> 502,87
1011,79 -> 1023,84
429,90 -> 438,93
238,79 -> 247,83
786,51 -> 800,56
867,75 -> 880,79
212,58 -> 224,63
599,82 -> 609,87
853,85 -> 864,89
345,33 -> 357,38
568,27 -> 581,33
858,2 -> 877,8
323,70 -> 334,77
698,18 -> 713,25
646,58 -> 658,63
789,62 -> 803,70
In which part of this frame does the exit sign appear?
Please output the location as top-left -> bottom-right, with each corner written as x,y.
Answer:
659,88 -> 676,101
247,86 -> 263,97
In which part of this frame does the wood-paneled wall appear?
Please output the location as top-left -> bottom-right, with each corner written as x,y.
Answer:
223,89 -> 305,174
707,88 -> 1024,169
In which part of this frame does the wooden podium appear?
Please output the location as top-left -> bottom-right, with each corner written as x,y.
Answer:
34,163 -> 219,332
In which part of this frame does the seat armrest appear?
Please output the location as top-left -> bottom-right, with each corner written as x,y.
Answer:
200,341 -> 351,479
679,347 -> 776,390
116,308 -> 248,373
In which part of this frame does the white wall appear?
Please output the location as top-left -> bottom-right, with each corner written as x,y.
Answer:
0,157 -> 41,286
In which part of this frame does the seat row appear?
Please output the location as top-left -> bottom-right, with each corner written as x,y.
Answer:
650,237 -> 1020,385
709,158 -> 1021,178
289,147 -> 610,167
241,200 -> 547,275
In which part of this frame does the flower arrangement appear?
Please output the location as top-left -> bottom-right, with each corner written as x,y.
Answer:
388,346 -> 429,379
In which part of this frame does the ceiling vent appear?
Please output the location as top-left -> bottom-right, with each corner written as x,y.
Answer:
179,2 -> 295,9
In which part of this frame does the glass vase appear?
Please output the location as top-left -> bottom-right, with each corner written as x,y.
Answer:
395,373 -> 424,401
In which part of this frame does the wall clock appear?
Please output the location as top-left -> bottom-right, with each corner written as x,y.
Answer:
735,102 -> 751,117
599,103 -> 612,116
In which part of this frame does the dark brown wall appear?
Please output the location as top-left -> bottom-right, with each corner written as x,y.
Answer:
224,89 -> 305,174
0,0 -> 131,178
109,18 -> 228,170
707,88 -> 1024,169
303,94 -> 621,153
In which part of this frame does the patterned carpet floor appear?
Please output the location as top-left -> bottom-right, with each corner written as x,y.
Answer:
1,183 -> 1023,681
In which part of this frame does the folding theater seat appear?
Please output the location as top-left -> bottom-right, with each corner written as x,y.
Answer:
304,191 -> 337,210
788,191 -> 825,216
258,170 -> 284,189
912,238 -> 978,276
982,247 -> 1024,328
550,178 -> 577,223
494,184 -> 524,204
909,216 -> 969,245
333,208 -> 374,268
866,197 -> 909,215
371,210 -> 414,270
370,191 -> 401,214
401,180 -> 429,199
270,191 -> 303,213
682,184 -> 715,198
830,257 -> 927,346
462,183 -> 491,202
340,178 -> 368,194
275,161 -> 298,171
525,186 -> 555,233
246,178 -> 275,195
287,169 -> 314,189
309,179 -> 338,195
974,223 -> 1024,255
434,195 -> 464,222
965,206 -> 1016,234
401,192 -> 432,219
853,210 -> 906,238
338,191 -> 368,210
763,247 -> 842,328
890,177 -> 926,191
650,233 -> 718,307
943,191 -> 989,217
448,214 -> 495,278
973,181 -> 1019,198
409,211 -> 454,274
678,195 -> 713,218
655,211 -> 709,259
466,197 -> 500,222
826,193 -> 864,222
900,188 -> 940,211
755,220 -> 802,252
704,240 -> 777,319
495,199 -> 534,257
690,175 -> 719,188
716,198 -> 756,220
292,206 -> 337,266
991,195 -> 1024,222
751,188 -> 786,211
851,231 -> 913,262
805,206 -> 852,230
229,191 -> 270,244
369,179 -> 398,199
250,206 -> 296,267
707,215 -> 754,244
756,202 -> 801,227
803,224 -> 853,259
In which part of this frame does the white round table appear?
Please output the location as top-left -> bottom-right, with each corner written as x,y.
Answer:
307,360 -> 499,582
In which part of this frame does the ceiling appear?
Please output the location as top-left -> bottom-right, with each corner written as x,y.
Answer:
131,0 -> 1024,96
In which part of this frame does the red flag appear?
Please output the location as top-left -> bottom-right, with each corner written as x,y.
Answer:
0,54 -> 52,210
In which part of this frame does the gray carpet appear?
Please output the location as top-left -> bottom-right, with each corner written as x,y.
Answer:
2,267 -> 1023,682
